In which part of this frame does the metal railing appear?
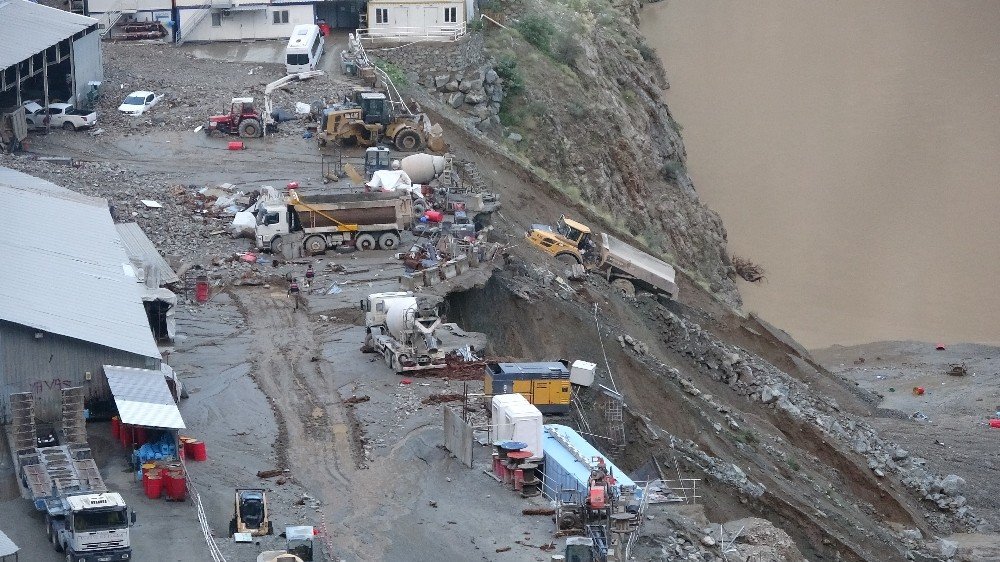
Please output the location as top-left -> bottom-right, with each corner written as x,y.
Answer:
355,23 -> 467,43
177,7 -> 212,44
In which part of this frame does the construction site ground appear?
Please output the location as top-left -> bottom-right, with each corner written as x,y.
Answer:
1,39 -> 999,562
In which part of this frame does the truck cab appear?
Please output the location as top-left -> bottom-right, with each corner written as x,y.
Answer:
255,202 -> 296,250
54,493 -> 133,561
526,215 -> 593,264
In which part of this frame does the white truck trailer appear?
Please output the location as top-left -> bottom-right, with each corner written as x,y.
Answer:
19,445 -> 135,561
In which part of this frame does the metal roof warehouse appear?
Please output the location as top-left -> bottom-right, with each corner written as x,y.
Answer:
0,0 -> 103,111
0,167 -> 161,423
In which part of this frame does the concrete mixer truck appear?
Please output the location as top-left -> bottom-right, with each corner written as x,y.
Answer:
360,292 -> 448,374
361,291 -> 488,374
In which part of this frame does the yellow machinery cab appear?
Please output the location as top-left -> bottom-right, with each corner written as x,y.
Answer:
525,216 -> 592,264
485,361 -> 572,414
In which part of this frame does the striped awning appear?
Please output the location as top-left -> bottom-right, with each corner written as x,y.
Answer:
104,365 -> 186,429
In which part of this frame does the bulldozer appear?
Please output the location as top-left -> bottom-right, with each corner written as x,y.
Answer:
317,90 -> 444,152
230,488 -> 273,536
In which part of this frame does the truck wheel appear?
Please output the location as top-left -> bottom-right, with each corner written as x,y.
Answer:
238,118 -> 261,138
304,235 -> 327,255
394,129 -> 422,151
269,236 -> 282,253
355,233 -> 376,251
556,253 -> 581,265
62,122 -> 75,131
377,232 -> 400,250
611,278 -> 636,299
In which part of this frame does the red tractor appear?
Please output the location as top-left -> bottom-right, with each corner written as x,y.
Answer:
205,97 -> 264,138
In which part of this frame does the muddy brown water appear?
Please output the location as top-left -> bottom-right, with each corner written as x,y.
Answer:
641,1 -> 1000,349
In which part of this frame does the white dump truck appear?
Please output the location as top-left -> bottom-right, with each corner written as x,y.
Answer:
19,446 -> 135,561
255,190 -> 412,254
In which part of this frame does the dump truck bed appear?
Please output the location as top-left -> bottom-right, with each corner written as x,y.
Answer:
19,445 -> 107,508
293,192 -> 412,230
599,233 -> 679,299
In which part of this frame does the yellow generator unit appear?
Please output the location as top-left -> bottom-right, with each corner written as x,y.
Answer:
485,361 -> 571,414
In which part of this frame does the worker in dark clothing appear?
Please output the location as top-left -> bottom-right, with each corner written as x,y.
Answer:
305,264 -> 315,290
288,278 -> 300,309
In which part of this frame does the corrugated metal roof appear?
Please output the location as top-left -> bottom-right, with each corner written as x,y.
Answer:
0,530 -> 17,556
0,0 -> 97,69
115,222 -> 180,287
104,365 -> 185,429
0,167 -> 161,359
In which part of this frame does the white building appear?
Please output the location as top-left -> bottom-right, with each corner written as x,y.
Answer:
84,0 -> 174,29
175,0 -> 318,43
362,0 -> 470,42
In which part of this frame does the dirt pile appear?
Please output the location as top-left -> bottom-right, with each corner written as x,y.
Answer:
97,43 -> 345,137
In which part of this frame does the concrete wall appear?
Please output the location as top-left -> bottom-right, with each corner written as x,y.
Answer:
373,32 -> 503,127
442,406 -> 473,468
71,31 -> 103,106
0,320 -> 158,425
177,3 -> 315,42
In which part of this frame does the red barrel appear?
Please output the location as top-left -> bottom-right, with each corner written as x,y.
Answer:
111,416 -> 121,440
228,141 -> 245,150
989,419 -> 1000,428
164,469 -> 186,501
187,440 -> 208,461
195,276 -> 209,303
144,469 -> 163,499
424,210 -> 444,222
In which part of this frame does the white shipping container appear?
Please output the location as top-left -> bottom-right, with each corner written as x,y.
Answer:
491,394 -> 543,460
570,360 -> 597,387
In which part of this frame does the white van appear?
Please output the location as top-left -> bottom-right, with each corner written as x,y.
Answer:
285,24 -> 324,74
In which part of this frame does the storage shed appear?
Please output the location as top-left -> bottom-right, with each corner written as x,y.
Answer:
541,424 -> 637,503
0,168 -> 161,424
0,0 -> 103,110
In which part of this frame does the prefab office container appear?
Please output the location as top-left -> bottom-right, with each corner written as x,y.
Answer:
491,393 -> 543,460
485,361 -> 571,414
540,424 -> 637,503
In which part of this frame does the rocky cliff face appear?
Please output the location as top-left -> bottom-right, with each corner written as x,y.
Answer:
483,0 -> 740,305
376,0 -> 741,306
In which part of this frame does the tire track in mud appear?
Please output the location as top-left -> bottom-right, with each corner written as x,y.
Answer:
229,287 -> 381,558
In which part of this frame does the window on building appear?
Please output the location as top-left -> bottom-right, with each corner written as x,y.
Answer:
273,10 -> 289,24
375,8 -> 388,24
444,7 -> 457,23
211,13 -> 222,27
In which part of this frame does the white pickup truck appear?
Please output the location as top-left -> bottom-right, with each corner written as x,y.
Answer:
23,101 -> 97,131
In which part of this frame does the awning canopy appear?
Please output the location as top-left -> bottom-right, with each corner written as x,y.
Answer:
104,365 -> 186,429
0,530 -> 18,556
